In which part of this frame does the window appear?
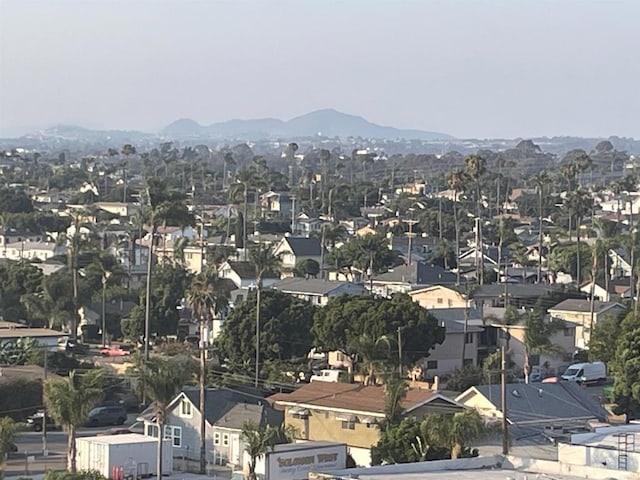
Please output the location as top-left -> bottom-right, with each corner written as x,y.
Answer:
465,333 -> 474,344
222,433 -> 229,447
180,399 -> 192,417
463,358 -> 473,367
530,354 -> 540,367
341,421 -> 355,430
164,426 -> 182,447
147,424 -> 159,438
426,360 -> 438,370
564,328 -> 573,337
213,432 -> 221,446
437,298 -> 443,304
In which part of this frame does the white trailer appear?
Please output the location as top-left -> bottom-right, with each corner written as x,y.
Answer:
76,433 -> 172,479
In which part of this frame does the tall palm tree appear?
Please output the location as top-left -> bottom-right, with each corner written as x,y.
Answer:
533,171 -> 550,283
248,244 -> 282,388
44,369 -> 104,472
421,409 -> 486,459
447,169 -> 465,286
230,168 -> 260,256
137,358 -> 194,480
565,189 -> 592,284
187,269 -> 229,474
464,154 -> 487,285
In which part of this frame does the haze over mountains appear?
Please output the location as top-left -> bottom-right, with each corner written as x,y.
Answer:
161,109 -> 453,141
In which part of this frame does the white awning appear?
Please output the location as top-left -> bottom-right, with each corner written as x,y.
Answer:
335,414 -> 357,422
289,407 -> 310,417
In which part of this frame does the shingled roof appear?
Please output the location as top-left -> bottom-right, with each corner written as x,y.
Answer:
268,382 -> 453,415
283,237 -> 321,256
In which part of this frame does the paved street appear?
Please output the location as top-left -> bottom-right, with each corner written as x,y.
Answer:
4,415 -> 142,477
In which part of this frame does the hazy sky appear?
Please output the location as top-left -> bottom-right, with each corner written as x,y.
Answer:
1,0 -> 639,139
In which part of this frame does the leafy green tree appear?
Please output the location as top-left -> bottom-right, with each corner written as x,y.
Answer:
124,264 -> 191,340
135,357 -> 195,480
588,312 -> 626,366
294,258 -> 320,278
327,233 -> 402,275
216,289 -> 315,380
611,315 -> 640,418
0,416 -> 17,473
44,369 -> 105,472
312,294 -> 444,370
0,187 -> 34,213
43,469 -> 107,480
0,262 -> 43,323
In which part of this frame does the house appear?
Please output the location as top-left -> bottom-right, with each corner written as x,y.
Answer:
272,278 -> 366,306
272,236 -> 322,271
372,262 -> 457,296
140,387 -> 283,468
0,322 -> 66,349
268,382 -> 463,466
295,215 -> 325,237
218,261 -> 279,290
456,382 -> 608,441
609,248 -> 633,278
458,244 -> 509,274
2,240 -> 65,261
260,191 -> 292,218
472,284 -> 554,309
579,279 -> 633,302
408,285 -> 468,310
93,201 -> 139,218
485,316 -> 576,376
547,299 -> 627,349
422,307 -> 484,376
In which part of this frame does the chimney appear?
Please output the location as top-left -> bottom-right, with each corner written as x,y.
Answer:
432,376 -> 440,391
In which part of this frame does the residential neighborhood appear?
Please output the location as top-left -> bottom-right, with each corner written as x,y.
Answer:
2,2 -> 640,479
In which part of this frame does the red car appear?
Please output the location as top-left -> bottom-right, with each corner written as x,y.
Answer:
100,345 -> 132,357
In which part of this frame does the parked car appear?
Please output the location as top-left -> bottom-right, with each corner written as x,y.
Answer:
26,411 -> 57,432
86,406 -> 128,427
100,345 -> 132,357
59,338 -> 89,354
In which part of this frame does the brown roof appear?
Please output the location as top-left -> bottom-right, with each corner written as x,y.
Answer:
268,382 -> 437,415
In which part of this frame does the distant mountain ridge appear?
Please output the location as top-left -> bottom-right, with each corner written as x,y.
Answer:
162,109 -> 453,141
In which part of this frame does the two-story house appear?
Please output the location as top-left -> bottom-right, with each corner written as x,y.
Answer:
260,191 -> 292,219
140,387 -> 283,468
372,262 -> 457,296
272,236 -> 322,272
218,261 -> 280,290
547,299 -> 627,350
408,285 -> 469,310
268,382 -> 462,467
271,278 -> 366,306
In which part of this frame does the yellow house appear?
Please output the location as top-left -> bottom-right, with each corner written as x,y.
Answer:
268,382 -> 462,467
408,285 -> 469,310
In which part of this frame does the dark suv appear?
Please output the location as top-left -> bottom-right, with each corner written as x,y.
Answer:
86,406 -> 127,427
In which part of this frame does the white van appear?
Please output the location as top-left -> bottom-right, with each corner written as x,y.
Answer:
561,361 -> 606,384
310,369 -> 346,383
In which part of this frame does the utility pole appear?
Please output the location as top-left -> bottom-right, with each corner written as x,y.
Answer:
42,348 -> 48,456
403,209 -> 418,266
290,195 -> 296,236
501,345 -> 509,455
397,327 -> 403,378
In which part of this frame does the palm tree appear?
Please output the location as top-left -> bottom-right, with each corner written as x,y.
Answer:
565,189 -> 592,284
248,244 -> 282,388
522,310 -> 561,384
230,168 -> 260,256
533,171 -> 549,283
44,369 -> 105,472
242,420 -> 278,480
447,169 -> 465,285
187,269 -> 229,474
347,333 -> 393,385
137,358 -> 194,480
464,154 -> 487,285
421,409 -> 487,459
